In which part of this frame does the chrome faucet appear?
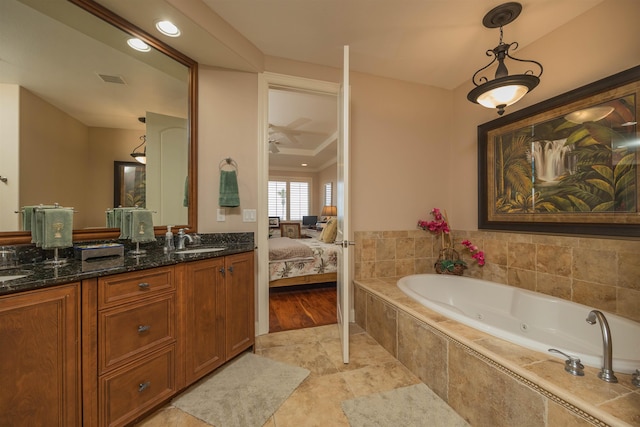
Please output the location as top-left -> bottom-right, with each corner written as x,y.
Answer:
176,228 -> 194,250
586,310 -> 618,383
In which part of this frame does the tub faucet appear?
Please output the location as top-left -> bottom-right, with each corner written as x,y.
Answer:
586,310 -> 618,383
176,228 -> 194,250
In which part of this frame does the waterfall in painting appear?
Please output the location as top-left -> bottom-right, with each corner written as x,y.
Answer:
532,139 -> 573,184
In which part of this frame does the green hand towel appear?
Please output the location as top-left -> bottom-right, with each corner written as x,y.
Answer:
106,210 -> 115,228
31,205 -> 57,245
130,210 -> 155,243
219,170 -> 240,207
22,206 -> 37,231
183,175 -> 189,207
41,208 -> 74,249
119,208 -> 135,239
114,207 -> 123,228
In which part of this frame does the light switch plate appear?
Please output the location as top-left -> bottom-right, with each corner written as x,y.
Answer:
243,209 -> 256,222
217,208 -> 225,222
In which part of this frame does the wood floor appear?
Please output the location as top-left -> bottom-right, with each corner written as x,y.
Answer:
269,282 -> 337,333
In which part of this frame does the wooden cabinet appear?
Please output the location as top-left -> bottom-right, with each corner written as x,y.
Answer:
225,251 -> 255,360
179,257 -> 226,385
2,249 -> 254,427
96,267 -> 177,427
0,283 -> 81,427
179,251 -> 255,387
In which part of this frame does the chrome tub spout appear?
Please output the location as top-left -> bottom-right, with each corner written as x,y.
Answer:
586,310 -> 618,383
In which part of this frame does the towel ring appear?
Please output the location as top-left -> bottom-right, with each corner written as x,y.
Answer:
219,157 -> 239,175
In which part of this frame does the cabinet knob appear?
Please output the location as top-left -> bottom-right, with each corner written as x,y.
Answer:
138,282 -> 150,290
138,381 -> 151,392
137,325 -> 151,333
219,267 -> 225,276
228,266 -> 234,273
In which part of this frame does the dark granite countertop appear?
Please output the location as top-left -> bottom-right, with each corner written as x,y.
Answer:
0,233 -> 254,296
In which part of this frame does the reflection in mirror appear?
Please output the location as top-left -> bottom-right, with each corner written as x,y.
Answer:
0,0 -> 197,243
114,161 -> 145,208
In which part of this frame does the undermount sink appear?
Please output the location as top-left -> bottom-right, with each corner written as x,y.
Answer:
0,270 -> 33,283
176,247 -> 226,255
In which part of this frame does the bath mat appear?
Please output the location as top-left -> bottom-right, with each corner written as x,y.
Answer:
173,352 -> 309,427
342,383 -> 469,427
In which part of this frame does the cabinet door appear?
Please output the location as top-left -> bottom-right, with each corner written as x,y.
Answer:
0,283 -> 81,427
225,251 -> 255,360
183,258 -> 226,385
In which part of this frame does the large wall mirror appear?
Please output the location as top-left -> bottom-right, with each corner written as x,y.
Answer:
0,0 -> 197,244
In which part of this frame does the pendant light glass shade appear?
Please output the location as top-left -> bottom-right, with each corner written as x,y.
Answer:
130,135 -> 147,164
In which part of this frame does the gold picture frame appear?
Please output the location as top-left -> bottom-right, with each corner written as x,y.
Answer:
478,65 -> 639,237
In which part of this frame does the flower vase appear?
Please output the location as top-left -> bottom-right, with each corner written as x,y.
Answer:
434,247 -> 466,276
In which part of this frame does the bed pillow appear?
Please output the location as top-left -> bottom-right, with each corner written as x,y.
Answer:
321,218 -> 338,243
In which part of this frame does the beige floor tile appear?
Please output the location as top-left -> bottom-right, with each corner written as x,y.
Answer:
341,360 -> 421,397
255,327 -> 318,349
256,341 -> 339,376
321,330 -> 398,372
134,407 -> 211,427
272,372 -> 353,427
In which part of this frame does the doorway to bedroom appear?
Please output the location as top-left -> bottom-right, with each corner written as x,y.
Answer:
265,80 -> 339,333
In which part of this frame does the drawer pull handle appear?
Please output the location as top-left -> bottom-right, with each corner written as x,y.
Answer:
138,381 -> 151,392
138,282 -> 150,290
137,325 -> 151,333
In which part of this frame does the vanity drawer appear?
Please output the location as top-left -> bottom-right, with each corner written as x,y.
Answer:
98,267 -> 174,308
99,295 -> 175,373
99,345 -> 175,427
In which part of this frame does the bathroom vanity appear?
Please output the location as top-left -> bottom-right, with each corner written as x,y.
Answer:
0,235 -> 255,427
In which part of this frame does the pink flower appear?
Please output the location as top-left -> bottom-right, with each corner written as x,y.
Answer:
461,239 -> 485,266
419,209 -> 486,267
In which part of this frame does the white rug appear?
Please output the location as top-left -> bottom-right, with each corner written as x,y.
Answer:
173,352 -> 309,427
342,383 -> 469,427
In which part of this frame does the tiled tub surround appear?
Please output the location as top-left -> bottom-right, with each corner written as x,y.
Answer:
354,230 -> 640,323
354,278 -> 640,427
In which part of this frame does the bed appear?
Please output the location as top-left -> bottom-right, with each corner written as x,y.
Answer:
268,227 -> 339,288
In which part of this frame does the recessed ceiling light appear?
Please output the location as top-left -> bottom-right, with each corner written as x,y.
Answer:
156,20 -> 181,37
127,38 -> 150,52
301,163 -> 308,167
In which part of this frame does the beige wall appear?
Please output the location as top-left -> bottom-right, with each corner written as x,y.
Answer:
197,66 -> 259,233
449,0 -> 640,230
19,88 -> 90,227
317,162 -> 337,211
192,0 -> 640,322
86,127 -> 142,227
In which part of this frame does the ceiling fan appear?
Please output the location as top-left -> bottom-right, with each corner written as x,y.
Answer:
268,117 -> 329,145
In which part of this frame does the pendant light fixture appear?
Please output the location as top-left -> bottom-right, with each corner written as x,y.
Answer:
130,135 -> 147,164
467,2 -> 543,115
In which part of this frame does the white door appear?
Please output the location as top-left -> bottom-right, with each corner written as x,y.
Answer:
336,46 -> 351,364
145,112 -> 188,226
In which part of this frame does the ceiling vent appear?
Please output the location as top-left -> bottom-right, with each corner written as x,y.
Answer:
97,73 -> 126,84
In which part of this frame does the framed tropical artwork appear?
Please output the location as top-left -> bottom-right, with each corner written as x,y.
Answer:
478,66 -> 639,237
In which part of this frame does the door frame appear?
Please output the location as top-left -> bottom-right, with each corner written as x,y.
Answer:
256,72 -> 340,336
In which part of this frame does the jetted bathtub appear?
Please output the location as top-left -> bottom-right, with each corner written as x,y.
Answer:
398,274 -> 640,373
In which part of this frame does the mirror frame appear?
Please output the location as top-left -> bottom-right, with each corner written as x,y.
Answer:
0,0 -> 198,245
